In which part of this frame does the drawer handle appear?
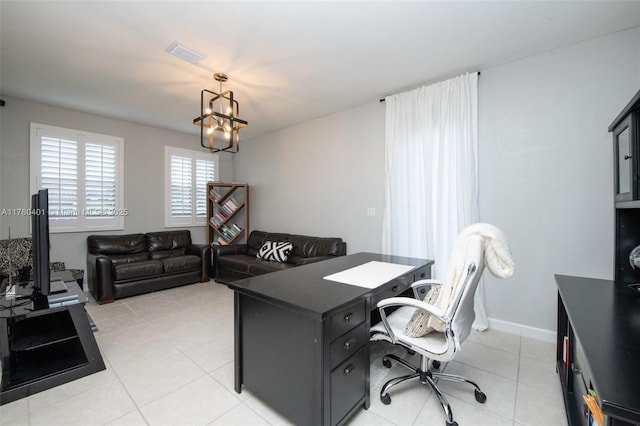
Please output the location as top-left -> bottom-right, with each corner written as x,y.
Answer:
343,312 -> 355,323
343,364 -> 356,376
419,272 -> 426,278
392,286 -> 399,292
343,337 -> 357,350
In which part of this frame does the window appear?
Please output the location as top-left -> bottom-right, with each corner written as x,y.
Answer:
165,146 -> 217,227
30,123 -> 125,233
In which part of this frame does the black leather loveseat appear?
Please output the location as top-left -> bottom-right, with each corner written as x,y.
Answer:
212,230 -> 346,284
87,230 -> 210,304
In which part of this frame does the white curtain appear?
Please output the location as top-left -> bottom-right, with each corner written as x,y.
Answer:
381,72 -> 488,331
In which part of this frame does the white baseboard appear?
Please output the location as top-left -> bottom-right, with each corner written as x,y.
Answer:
487,317 -> 556,343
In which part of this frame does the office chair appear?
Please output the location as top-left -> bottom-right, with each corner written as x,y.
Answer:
371,226 -> 512,426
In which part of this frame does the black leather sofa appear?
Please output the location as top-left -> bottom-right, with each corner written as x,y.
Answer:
212,230 -> 346,284
87,230 -> 210,304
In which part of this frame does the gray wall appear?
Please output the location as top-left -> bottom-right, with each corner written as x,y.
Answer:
479,28 -> 639,338
234,100 -> 387,254
235,27 -> 640,339
0,97 -> 232,271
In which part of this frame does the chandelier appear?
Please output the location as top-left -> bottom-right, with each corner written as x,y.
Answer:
193,73 -> 247,153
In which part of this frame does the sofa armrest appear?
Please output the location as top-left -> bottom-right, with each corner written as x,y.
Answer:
86,253 -> 115,303
214,243 -> 248,256
187,244 -> 211,282
211,243 -> 248,280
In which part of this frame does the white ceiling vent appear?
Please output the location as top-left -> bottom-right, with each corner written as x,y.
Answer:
167,42 -> 203,64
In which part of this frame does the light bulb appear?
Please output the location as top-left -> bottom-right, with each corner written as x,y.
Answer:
226,106 -> 233,114
207,127 -> 214,135
224,131 -> 231,140
205,107 -> 212,115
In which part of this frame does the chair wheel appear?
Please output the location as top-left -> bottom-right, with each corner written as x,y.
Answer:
432,360 -> 441,369
382,359 -> 392,368
381,393 -> 391,405
446,422 -> 458,426
475,389 -> 487,403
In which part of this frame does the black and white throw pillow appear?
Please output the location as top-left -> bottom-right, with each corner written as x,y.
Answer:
256,241 -> 293,263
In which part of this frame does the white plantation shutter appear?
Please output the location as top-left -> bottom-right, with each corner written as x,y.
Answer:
165,147 -> 218,227
170,155 -> 193,218
30,123 -> 124,232
41,137 -> 78,218
85,143 -> 117,216
195,159 -> 215,218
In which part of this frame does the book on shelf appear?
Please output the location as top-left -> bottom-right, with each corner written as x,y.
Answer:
219,204 -> 234,216
209,188 -> 222,201
219,224 -> 240,240
224,197 -> 240,209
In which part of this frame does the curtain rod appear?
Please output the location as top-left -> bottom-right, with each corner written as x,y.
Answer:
379,71 -> 480,103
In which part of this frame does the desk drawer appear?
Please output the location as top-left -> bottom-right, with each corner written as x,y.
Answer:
414,266 -> 430,281
331,347 -> 366,425
330,301 -> 366,341
330,322 -> 366,369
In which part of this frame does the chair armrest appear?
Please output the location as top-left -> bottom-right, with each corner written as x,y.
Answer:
376,296 -> 449,344
411,279 -> 442,299
377,296 -> 446,319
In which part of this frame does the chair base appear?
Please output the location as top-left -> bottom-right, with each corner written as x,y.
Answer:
380,353 -> 486,426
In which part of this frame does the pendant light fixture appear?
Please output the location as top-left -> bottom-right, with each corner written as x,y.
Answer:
193,73 -> 247,153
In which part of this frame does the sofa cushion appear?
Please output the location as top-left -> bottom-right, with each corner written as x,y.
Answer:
161,255 -> 201,274
247,230 -> 270,257
150,248 -> 187,260
88,234 -> 146,255
299,237 -> 344,257
256,241 -> 293,263
113,260 -> 163,281
248,259 -> 293,275
146,230 -> 191,251
245,230 -> 344,260
109,252 -> 150,266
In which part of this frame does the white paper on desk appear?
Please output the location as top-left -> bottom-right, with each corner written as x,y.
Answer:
323,261 -> 415,289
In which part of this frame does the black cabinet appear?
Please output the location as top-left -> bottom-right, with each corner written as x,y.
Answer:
612,91 -> 640,282
0,299 -> 105,405
610,90 -> 640,203
556,275 -> 640,426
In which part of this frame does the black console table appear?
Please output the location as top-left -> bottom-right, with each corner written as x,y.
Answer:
228,252 -> 432,426
0,272 -> 105,405
555,275 -> 640,426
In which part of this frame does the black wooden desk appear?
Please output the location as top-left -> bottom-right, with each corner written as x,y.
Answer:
555,275 -> 640,426
228,252 -> 433,426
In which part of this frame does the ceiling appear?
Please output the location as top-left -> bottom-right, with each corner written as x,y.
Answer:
1,1 -> 639,141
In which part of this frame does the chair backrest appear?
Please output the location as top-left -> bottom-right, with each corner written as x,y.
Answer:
445,234 -> 485,348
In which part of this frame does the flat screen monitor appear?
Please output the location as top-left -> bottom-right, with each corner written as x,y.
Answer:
31,189 -> 50,309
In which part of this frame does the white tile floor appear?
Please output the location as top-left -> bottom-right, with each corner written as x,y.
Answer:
0,281 -> 568,426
